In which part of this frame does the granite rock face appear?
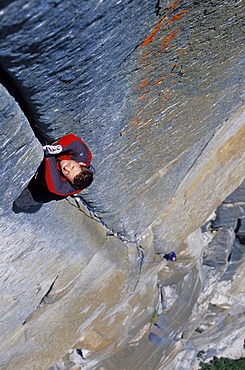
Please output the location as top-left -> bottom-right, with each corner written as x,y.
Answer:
0,0 -> 245,369
99,180 -> 245,370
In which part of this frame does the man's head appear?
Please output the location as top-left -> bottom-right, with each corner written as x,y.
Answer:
60,159 -> 93,190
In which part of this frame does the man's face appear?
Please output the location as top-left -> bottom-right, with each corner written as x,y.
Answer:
60,159 -> 82,182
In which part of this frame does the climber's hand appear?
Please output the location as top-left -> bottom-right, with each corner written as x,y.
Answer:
43,144 -> 63,155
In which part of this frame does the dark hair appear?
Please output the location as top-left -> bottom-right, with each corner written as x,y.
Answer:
72,166 -> 94,190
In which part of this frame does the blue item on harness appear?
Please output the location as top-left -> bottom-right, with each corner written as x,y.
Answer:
164,251 -> 177,261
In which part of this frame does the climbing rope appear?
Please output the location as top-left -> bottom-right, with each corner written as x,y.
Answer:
71,195 -> 145,290
71,195 -> 175,290
73,195 -> 137,244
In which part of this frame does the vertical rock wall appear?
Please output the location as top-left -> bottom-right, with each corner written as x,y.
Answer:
0,0 -> 244,233
0,0 -> 244,369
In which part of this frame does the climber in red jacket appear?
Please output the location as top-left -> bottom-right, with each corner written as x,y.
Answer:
13,134 -> 94,212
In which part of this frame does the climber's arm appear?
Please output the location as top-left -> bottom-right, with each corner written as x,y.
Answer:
44,157 -> 79,196
56,134 -> 92,165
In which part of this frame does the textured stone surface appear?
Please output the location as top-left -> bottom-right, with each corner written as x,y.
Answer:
0,0 -> 244,233
0,84 -> 43,207
102,181 -> 245,370
0,0 -> 245,369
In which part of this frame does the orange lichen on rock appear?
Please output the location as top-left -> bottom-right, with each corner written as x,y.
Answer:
135,120 -> 144,127
140,50 -> 152,59
144,62 -> 154,68
164,10 -> 189,26
136,80 -> 151,92
131,1 -> 189,138
140,18 -> 166,48
126,107 -> 147,126
157,44 -> 170,54
152,77 -> 164,86
162,93 -> 171,100
166,0 -> 182,14
161,29 -> 180,45
139,0 -> 188,49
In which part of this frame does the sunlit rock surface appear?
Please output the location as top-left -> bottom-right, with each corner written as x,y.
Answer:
0,0 -> 244,369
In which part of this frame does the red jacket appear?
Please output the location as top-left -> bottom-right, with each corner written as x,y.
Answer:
45,134 -> 92,196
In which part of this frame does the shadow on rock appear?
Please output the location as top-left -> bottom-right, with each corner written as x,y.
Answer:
12,201 -> 43,214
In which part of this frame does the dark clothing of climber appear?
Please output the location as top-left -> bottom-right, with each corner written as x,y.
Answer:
163,251 -> 177,261
13,134 -> 93,212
